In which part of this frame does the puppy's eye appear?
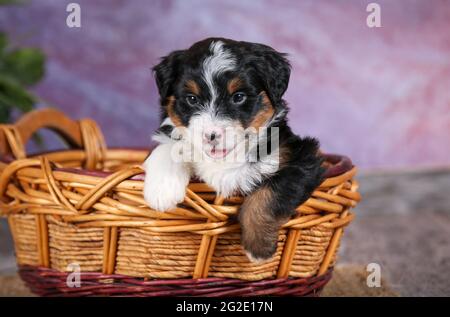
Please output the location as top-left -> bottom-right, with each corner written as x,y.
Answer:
186,94 -> 199,106
231,92 -> 247,105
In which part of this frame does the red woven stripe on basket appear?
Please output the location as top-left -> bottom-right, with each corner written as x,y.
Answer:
18,265 -> 332,297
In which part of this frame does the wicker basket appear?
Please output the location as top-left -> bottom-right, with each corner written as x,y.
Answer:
0,108 -> 360,297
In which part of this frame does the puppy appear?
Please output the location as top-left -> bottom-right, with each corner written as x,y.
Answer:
143,38 -> 324,262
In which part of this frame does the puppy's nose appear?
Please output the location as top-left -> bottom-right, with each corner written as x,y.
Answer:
206,132 -> 217,141
203,128 -> 223,143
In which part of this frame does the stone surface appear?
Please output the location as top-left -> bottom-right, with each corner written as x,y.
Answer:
0,0 -> 449,169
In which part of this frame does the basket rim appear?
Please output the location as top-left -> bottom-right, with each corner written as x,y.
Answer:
0,147 -> 353,180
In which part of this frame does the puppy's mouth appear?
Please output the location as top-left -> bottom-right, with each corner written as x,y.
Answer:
206,146 -> 233,159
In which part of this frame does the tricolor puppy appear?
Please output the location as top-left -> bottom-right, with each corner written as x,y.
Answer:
143,38 -> 324,262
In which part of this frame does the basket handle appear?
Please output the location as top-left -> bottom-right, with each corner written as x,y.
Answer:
0,108 -> 106,169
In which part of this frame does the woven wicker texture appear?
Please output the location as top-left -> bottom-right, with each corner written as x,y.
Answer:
0,108 -> 360,290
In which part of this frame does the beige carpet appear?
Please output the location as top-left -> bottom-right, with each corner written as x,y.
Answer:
0,275 -> 34,297
0,265 -> 398,297
322,264 -> 398,296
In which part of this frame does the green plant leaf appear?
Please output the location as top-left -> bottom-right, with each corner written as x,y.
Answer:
0,101 -> 11,123
2,48 -> 45,86
0,0 -> 27,5
0,32 -> 7,52
0,74 -> 36,112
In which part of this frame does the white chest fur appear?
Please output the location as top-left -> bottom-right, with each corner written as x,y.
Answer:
192,151 -> 280,197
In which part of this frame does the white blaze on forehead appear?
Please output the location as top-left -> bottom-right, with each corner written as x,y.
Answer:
202,41 -> 236,111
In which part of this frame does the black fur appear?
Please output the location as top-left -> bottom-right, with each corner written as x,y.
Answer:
267,125 -> 325,219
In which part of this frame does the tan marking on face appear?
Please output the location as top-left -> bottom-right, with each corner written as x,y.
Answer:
166,96 -> 183,127
185,80 -> 200,95
227,77 -> 243,94
248,91 -> 275,129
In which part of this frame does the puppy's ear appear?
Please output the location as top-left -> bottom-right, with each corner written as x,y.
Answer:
248,44 -> 291,106
153,50 -> 185,100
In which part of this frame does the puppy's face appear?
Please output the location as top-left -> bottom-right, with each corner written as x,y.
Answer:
153,38 -> 290,160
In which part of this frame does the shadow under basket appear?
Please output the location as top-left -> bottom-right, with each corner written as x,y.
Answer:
0,108 -> 361,297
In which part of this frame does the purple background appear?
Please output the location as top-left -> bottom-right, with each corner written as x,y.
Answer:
1,0 -> 449,170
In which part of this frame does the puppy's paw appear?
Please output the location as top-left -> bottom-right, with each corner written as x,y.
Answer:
244,251 -> 272,264
242,240 -> 277,263
143,173 -> 186,212
143,143 -> 191,212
